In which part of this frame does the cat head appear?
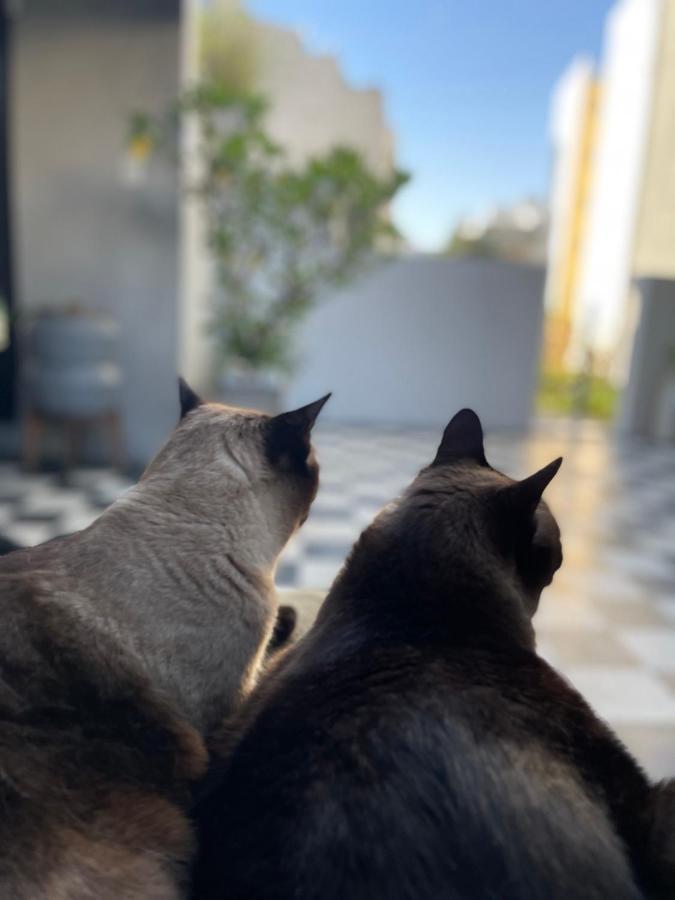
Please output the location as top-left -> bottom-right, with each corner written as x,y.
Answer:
140,378 -> 329,561
422,409 -> 562,616
349,409 -> 562,630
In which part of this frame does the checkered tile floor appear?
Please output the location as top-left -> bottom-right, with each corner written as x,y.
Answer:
1,418 -> 674,778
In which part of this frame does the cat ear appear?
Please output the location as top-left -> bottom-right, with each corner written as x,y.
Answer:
497,459 -> 564,605
499,457 -> 563,517
433,408 -> 487,467
276,394 -> 332,433
266,394 -> 331,466
178,376 -> 203,420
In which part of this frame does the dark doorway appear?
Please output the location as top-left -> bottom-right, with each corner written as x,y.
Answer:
0,7 -> 14,421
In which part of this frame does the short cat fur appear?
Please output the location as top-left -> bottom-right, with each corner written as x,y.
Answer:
192,409 -> 674,900
0,380 -> 328,897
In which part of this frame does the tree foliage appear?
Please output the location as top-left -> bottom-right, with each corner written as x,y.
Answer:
137,83 -> 408,375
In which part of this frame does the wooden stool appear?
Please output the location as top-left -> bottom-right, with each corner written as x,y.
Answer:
22,409 -> 124,472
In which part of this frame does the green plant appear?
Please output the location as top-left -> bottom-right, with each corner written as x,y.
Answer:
136,83 -> 408,376
537,369 -> 618,420
445,230 -> 497,258
199,1 -> 259,94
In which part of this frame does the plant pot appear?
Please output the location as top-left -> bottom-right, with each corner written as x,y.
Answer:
26,311 -> 122,417
216,370 -> 285,414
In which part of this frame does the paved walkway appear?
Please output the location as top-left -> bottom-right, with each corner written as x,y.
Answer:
1,418 -> 674,778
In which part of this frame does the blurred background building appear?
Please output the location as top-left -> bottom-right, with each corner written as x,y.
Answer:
446,197 -> 549,265
544,0 -> 675,438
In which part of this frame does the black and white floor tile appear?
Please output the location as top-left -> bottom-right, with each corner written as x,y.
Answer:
1,418 -> 674,777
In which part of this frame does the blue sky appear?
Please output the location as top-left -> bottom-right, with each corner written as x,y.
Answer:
246,0 -> 615,252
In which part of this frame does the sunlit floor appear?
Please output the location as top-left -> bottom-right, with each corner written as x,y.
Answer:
1,417 -> 674,778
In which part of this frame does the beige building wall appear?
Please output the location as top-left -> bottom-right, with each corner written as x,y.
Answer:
254,24 -> 394,178
633,0 -> 675,276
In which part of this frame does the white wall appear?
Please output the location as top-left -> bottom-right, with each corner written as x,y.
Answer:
545,57 -> 594,312
12,3 -> 182,465
618,278 -> 675,436
286,257 -> 545,430
572,0 -> 662,369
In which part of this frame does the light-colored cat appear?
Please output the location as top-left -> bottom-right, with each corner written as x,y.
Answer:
0,379 -> 328,897
3,380 -> 327,733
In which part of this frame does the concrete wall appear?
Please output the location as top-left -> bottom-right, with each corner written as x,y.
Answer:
11,2 -> 182,465
286,257 -> 545,430
618,278 -> 675,436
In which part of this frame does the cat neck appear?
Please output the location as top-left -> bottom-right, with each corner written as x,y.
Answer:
317,531 -> 535,655
54,482 -> 282,733
98,479 -> 285,576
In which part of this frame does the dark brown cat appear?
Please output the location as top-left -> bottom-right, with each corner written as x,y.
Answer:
192,409 -> 674,900
0,380 -> 328,898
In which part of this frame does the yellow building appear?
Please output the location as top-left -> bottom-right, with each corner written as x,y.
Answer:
544,61 -> 600,371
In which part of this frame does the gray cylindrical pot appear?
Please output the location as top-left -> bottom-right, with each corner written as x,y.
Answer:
26,311 -> 122,417
31,313 -> 120,364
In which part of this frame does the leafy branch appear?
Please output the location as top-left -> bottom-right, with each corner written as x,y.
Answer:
132,82 -> 408,375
